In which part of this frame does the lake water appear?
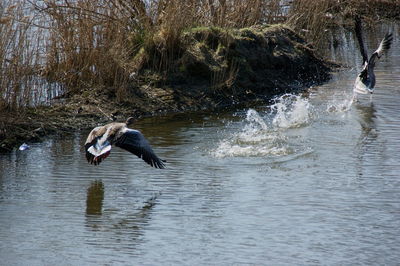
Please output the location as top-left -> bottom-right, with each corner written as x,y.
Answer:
1,26 -> 399,265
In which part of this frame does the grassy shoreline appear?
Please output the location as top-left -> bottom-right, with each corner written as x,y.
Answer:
1,0 -> 397,152
0,24 -> 334,152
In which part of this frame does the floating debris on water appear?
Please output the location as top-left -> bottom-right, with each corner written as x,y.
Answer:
18,143 -> 30,151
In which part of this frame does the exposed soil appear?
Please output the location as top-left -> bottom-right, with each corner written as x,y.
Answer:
0,24 -> 334,152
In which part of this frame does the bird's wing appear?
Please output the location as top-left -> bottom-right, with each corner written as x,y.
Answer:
368,33 -> 393,68
115,128 -> 166,169
85,126 -> 104,146
354,16 -> 368,65
84,126 -> 111,165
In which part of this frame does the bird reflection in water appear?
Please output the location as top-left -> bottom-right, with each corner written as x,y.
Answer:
86,180 -> 104,216
354,102 -> 379,178
355,102 -> 378,142
84,180 -> 160,250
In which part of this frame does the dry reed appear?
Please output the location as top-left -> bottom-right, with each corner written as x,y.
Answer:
36,0 -> 287,100
0,1 -> 43,110
0,0 -> 398,109
286,0 -> 400,49
287,0 -> 338,49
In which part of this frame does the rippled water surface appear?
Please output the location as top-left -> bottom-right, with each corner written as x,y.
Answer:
1,27 -> 400,265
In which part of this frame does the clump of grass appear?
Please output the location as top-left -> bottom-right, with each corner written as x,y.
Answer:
0,0 -> 293,108
1,0 -> 396,110
36,0 -> 286,100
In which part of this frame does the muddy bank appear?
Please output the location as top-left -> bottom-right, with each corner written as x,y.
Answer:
0,24 -> 333,152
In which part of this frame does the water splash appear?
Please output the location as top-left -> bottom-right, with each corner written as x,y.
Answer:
212,109 -> 290,158
244,108 -> 268,130
212,94 -> 313,158
271,94 -> 313,128
326,91 -> 354,113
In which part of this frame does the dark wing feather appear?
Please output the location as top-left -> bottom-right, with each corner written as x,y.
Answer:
115,129 -> 166,169
368,33 -> 393,68
354,16 -> 368,65
85,139 -> 97,164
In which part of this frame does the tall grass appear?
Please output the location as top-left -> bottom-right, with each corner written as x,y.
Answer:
0,0 -> 397,110
287,0 -> 338,49
41,0 -> 154,99
38,0 -> 285,100
0,1 -> 42,110
0,0 -> 65,111
287,0 -> 400,49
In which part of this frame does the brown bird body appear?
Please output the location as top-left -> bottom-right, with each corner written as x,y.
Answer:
84,117 -> 165,168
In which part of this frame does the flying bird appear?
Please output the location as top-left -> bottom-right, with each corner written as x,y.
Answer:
353,16 -> 393,97
84,117 -> 166,168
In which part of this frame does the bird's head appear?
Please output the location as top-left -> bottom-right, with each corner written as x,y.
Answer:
125,117 -> 135,126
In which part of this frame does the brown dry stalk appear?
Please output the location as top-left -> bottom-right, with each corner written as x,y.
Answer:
1,0 -> 397,110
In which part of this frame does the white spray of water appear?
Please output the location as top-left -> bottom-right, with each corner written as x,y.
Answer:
321,85 -> 356,113
326,94 -> 354,113
212,94 -> 313,158
212,109 -> 290,158
271,94 -> 312,128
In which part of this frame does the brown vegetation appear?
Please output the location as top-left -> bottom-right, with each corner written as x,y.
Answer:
38,0 -> 286,101
0,0 -> 398,151
287,0 -> 400,48
0,0 -> 286,111
0,0 -> 42,110
1,0 -> 398,111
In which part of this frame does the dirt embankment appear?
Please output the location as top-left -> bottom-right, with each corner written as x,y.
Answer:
0,24 -> 333,152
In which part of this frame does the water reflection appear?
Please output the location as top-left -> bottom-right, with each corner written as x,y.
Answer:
0,24 -> 399,265
86,180 -> 104,216
85,186 -> 159,252
354,101 -> 384,179
355,102 -> 378,142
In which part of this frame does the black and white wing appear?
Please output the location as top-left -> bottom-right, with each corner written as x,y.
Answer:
115,128 -> 166,169
368,33 -> 393,68
355,16 -> 368,65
